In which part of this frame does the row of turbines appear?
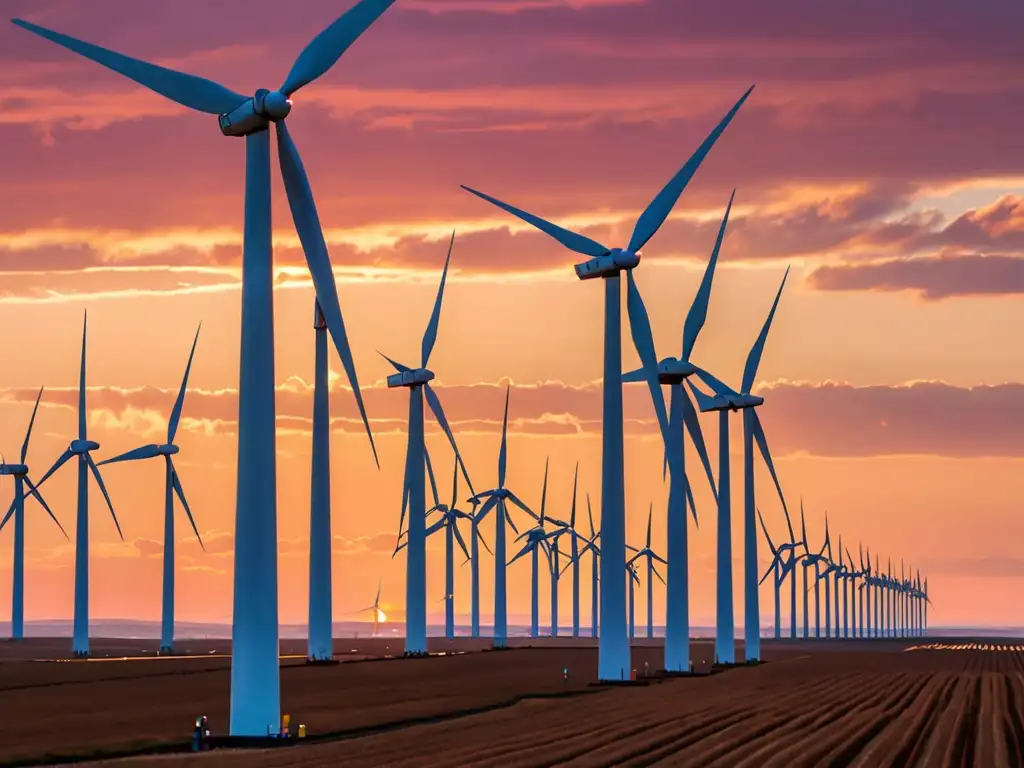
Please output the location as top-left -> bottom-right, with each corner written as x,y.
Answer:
4,0 -> 933,739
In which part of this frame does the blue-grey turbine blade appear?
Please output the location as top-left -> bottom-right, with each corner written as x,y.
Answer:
627,87 -> 754,254
170,460 -> 203,550
741,266 -> 790,395
86,455 -> 121,540
424,447 -> 440,508
421,231 -> 454,368
21,387 -> 43,464
750,410 -> 789,523
0,499 -> 15,532
276,120 -> 378,468
498,385 -> 510,488
11,19 -> 247,115
681,386 -> 718,502
34,449 -> 74,489
460,186 -> 609,258
280,0 -> 397,97
682,191 -> 734,361
79,311 -> 87,441
423,383 -> 469,483
97,444 -> 161,466
168,324 -> 201,444
624,270 -> 675,474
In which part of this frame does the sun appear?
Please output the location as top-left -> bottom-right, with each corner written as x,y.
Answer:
376,608 -> 388,624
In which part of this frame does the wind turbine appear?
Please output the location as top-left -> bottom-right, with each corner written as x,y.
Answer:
33,312 -> 120,658
461,87 -> 754,679
98,327 -> 203,655
757,509 -> 798,640
687,267 -> 791,662
358,581 -> 385,636
0,389 -> 68,640
13,3 -> 396,734
622,193 -> 732,671
384,233 -> 469,657
509,459 -> 564,638
427,457 -> 472,640
563,494 -> 602,639
470,385 -> 534,648
799,505 -> 830,639
14,1 -> 395,733
626,504 -> 667,639
816,516 -> 838,640
544,464 -> 585,637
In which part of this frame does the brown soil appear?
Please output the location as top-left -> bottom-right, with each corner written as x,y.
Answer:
1,637 -> 1019,767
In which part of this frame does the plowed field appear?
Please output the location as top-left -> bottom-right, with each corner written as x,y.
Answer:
2,637 -> 1020,767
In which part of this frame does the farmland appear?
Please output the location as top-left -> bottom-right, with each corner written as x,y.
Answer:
1,637 -> 1021,766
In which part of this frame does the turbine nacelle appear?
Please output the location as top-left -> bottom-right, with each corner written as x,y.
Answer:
69,439 -> 100,454
573,248 -> 641,281
157,444 -> 180,456
656,357 -> 700,384
0,463 -> 28,476
218,89 -> 293,137
386,367 -> 434,389
696,391 -> 764,412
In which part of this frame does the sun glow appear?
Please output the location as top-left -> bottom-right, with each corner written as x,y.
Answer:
376,608 -> 388,623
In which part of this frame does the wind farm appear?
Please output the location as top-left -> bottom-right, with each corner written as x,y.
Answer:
0,0 -> 1021,765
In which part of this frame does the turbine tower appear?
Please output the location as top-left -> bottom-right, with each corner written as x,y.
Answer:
0,389 -> 68,640
622,193 -> 733,671
98,326 -> 204,655
561,495 -> 603,639
470,386 -> 534,648
462,497 -> 492,640
461,88 -> 753,679
385,233 -> 468,657
12,1 -> 395,734
687,267 -> 791,662
34,312 -> 120,658
799,505 -> 829,639
545,464 -> 588,638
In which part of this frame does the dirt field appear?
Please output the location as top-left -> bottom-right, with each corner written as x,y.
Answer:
2,637 -> 1021,767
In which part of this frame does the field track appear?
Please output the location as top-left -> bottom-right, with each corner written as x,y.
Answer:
3,638 -> 1022,766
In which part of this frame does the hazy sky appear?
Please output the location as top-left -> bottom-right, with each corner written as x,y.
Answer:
0,0 -> 1021,631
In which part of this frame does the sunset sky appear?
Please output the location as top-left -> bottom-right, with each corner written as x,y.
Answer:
0,0 -> 1021,634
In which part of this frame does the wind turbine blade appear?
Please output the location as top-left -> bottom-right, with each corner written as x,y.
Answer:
646,502 -> 652,548
627,87 -> 753,254
474,494 -> 498,522
168,324 -> 201,444
79,311 -> 87,441
757,508 -> 778,556
498,385 -> 510,488
424,447 -> 440,508
586,493 -> 596,537
570,463 -> 579,529
681,386 -> 717,502
460,186 -> 609,258
685,379 -> 717,412
684,476 -> 698,528
741,266 -> 790,395
448,457 -> 460,510
425,518 -> 445,536
652,564 -> 667,585
276,120 -> 378,468
421,231 -> 455,368
34,449 -> 74,489
280,0 -> 397,96
397,433 -> 412,542
692,367 -> 738,398
170,461 -> 203,550
24,476 -> 68,541
507,543 -> 531,567
682,190 -> 734,360
86,455 -> 122,541
97,444 -> 161,466
799,498 -> 808,548
11,20 -> 247,115
539,457 -> 549,522
625,270 -> 676,476
750,410 -> 789,524
621,367 -> 648,383
452,521 -> 470,561
377,351 -> 410,373
503,500 -> 521,535
375,579 -> 382,604
0,499 -> 14,533
21,387 -> 43,464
